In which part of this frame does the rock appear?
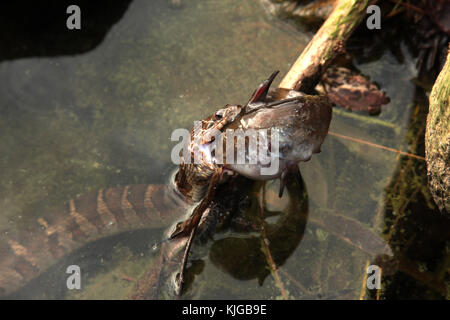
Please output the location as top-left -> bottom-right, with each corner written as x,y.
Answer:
426,47 -> 450,214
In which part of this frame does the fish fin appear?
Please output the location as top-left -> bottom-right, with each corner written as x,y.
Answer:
246,71 -> 279,106
279,161 -> 303,197
291,164 -> 303,189
278,170 -> 287,198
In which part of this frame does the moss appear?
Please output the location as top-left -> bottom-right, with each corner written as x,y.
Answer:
426,49 -> 450,213
377,86 -> 449,299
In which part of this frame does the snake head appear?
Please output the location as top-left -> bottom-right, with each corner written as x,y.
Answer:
198,70 -> 280,145
200,104 -> 243,144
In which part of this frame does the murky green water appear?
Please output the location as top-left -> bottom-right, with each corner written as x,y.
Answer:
0,0 -> 446,299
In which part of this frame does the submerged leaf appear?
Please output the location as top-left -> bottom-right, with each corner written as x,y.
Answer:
317,67 -> 390,115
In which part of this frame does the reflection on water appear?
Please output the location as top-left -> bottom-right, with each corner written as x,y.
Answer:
0,0 -> 446,299
204,175 -> 308,299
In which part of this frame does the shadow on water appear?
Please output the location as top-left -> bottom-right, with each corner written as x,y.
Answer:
208,176 -> 308,286
0,0 -> 133,62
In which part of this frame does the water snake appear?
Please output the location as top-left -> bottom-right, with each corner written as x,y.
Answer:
0,71 -> 332,297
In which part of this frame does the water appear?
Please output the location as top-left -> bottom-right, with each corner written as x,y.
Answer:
0,0 -> 446,299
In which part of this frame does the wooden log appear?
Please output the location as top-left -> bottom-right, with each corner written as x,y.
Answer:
278,0 -> 376,92
426,46 -> 450,214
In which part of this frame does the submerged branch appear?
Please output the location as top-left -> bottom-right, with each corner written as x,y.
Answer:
258,185 -> 289,300
279,0 -> 376,92
329,131 -> 426,161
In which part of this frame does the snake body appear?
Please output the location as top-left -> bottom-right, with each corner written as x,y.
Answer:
0,184 -> 186,297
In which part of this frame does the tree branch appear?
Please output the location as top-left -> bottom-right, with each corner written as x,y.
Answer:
278,0 -> 376,92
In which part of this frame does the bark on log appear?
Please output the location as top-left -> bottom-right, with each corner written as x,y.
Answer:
426,47 -> 450,214
278,0 -> 376,92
